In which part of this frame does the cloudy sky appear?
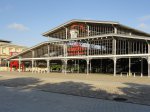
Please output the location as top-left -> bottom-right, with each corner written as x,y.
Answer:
0,0 -> 150,47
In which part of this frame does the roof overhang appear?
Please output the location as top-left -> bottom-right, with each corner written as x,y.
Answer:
42,19 -> 119,37
42,19 -> 150,37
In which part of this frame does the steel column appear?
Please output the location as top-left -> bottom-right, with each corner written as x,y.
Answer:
47,60 -> 50,73
64,59 -> 67,75
7,61 -> 10,71
112,38 -> 116,55
32,60 -> 34,73
87,58 -> 89,75
113,57 -> 116,76
141,58 -> 143,77
129,57 -> 131,76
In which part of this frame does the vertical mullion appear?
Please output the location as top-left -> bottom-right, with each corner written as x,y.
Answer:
98,39 -> 100,55
119,40 -> 121,54
141,42 -> 143,54
100,39 -> 102,55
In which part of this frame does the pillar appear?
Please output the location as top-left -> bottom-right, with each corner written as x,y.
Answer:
64,44 -> 67,57
32,60 -> 34,73
87,58 -> 89,75
7,60 -> 10,71
65,28 -> 68,39
141,58 -> 143,77
128,57 -> 131,76
114,27 -> 117,34
64,59 -> 67,75
112,38 -> 116,55
47,60 -> 50,73
113,57 -> 117,76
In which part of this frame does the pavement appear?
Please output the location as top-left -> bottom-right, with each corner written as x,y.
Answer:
0,86 -> 150,112
0,71 -> 150,111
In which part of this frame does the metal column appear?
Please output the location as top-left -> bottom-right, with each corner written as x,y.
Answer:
64,59 -> 67,75
47,60 -> 50,73
65,28 -> 68,39
141,58 -> 143,77
129,58 -> 131,76
113,37 -> 117,76
7,61 -> 10,71
87,58 -> 89,75
112,38 -> 116,55
113,57 -> 116,76
32,60 -> 34,73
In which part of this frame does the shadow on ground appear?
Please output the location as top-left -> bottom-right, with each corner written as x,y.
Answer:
0,77 -> 41,87
0,77 -> 150,105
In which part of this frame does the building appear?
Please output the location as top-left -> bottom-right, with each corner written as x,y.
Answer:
7,19 -> 150,77
0,39 -> 27,71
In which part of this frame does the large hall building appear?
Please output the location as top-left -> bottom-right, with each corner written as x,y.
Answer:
7,19 -> 150,77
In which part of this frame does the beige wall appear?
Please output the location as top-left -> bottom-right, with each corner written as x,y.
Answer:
0,46 -> 25,56
0,43 -> 27,65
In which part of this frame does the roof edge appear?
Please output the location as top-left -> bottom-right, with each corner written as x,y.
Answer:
42,19 -> 119,37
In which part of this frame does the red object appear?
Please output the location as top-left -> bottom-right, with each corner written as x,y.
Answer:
70,23 -> 86,31
10,61 -> 25,71
67,43 -> 86,56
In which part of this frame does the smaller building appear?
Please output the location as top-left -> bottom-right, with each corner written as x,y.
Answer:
0,39 -> 27,70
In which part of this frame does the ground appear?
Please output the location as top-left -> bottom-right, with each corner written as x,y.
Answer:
0,72 -> 150,111
0,86 -> 150,112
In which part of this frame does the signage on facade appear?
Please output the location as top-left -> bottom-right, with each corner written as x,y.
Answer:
67,42 -> 86,56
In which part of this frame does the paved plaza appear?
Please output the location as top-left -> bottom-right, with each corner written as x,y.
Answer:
0,71 -> 150,111
0,86 -> 150,112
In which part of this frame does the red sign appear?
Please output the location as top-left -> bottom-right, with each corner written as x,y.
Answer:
67,43 -> 86,56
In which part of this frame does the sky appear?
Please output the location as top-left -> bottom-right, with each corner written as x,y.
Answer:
0,0 -> 150,47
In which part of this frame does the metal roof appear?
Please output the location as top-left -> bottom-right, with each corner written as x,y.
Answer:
42,19 -> 119,36
42,19 -> 150,37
